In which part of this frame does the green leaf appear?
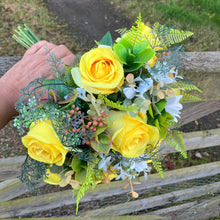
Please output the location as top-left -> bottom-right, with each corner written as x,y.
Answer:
113,43 -> 127,64
75,168 -> 87,184
99,133 -> 112,145
148,105 -> 154,118
100,31 -> 113,47
118,38 -> 133,49
165,130 -> 187,158
49,164 -> 63,174
90,133 -> 112,154
133,48 -> 155,63
155,99 -> 167,112
58,90 -> 78,104
133,41 -> 149,55
123,63 -> 143,72
42,79 -> 70,100
71,155 -> 87,172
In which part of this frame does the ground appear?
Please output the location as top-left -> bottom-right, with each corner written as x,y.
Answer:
46,0 -> 132,47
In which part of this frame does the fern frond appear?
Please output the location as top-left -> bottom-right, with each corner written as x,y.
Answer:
123,14 -> 143,45
176,81 -> 202,93
180,92 -> 202,102
152,23 -> 193,48
165,130 -> 187,158
73,162 -> 97,214
152,22 -> 170,48
99,95 -> 139,111
166,29 -> 193,45
152,160 -> 164,178
115,28 -> 128,37
146,141 -> 164,178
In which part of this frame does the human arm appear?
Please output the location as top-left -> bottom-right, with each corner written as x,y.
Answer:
0,40 -> 75,129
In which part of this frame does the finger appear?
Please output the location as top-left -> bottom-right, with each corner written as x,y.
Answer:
62,53 -> 75,66
35,42 -> 57,55
24,40 -> 48,56
51,45 -> 72,58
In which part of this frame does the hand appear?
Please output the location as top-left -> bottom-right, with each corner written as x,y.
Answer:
0,40 -> 75,129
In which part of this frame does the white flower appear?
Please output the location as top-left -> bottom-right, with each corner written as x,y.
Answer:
136,78 -> 153,98
165,95 -> 183,122
134,161 -> 148,172
75,88 -> 86,98
123,87 -> 137,99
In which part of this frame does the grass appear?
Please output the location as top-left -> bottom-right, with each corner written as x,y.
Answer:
0,0 -> 82,56
111,0 -> 220,51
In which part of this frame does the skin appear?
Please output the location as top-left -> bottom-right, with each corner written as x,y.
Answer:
0,40 -> 75,129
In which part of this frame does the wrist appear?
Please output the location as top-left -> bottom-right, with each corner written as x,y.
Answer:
0,78 -> 18,128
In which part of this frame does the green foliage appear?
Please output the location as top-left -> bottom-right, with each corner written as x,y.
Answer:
176,80 -> 202,93
72,159 -> 98,214
90,133 -> 112,154
45,48 -> 66,78
113,15 -> 155,72
123,13 -> 143,44
152,22 -> 193,48
43,78 -> 73,100
63,66 -> 77,87
166,28 -> 193,45
165,130 -> 187,159
147,100 -> 174,139
147,142 -> 164,178
99,31 -> 113,47
180,92 -> 202,103
152,160 -> 164,178
99,95 -> 139,111
19,156 -> 47,192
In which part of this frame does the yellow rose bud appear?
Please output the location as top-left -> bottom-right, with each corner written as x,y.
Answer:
22,120 -> 68,166
44,169 -> 61,185
107,111 -> 159,158
79,47 -> 124,94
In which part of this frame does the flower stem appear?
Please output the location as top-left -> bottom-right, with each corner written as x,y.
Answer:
13,24 -> 40,48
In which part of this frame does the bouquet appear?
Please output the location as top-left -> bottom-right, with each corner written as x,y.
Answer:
13,15 -> 201,213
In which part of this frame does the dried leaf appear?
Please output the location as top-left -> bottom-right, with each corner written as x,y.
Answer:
126,73 -> 134,84
65,170 -> 74,177
59,178 -> 68,187
66,175 -> 72,183
133,182 -> 141,185
123,183 -> 130,190
69,179 -> 79,188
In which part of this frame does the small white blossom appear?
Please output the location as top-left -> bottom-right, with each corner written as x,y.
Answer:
165,95 -> 183,122
76,88 -> 86,98
123,87 -> 137,99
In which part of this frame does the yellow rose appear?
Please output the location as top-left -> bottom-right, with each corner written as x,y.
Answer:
79,47 -> 124,94
106,111 -> 159,158
44,169 -> 61,185
22,120 -> 68,166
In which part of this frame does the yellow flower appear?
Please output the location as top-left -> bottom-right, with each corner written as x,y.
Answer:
79,47 -> 124,94
22,120 -> 68,166
106,111 -> 159,158
44,169 -> 61,185
97,166 -> 118,184
141,23 -> 163,67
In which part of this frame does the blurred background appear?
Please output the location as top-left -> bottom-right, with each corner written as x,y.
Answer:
0,0 -> 219,57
